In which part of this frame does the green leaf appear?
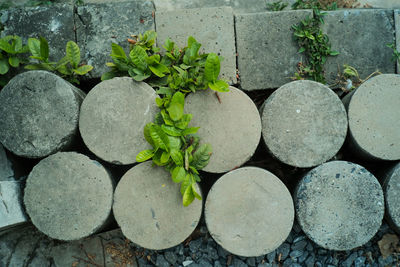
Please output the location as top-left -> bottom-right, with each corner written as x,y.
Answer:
163,38 -> 174,52
168,135 -> 182,150
161,109 -> 174,126
14,36 -> 22,52
161,124 -> 182,136
0,58 -> 9,74
66,41 -> 80,69
298,47 -> 306,53
155,97 -> 165,108
136,149 -> 155,162
160,151 -> 170,164
172,166 -> 186,183
101,71 -> 116,81
149,63 -> 170,78
167,91 -> 185,121
143,123 -> 156,147
191,143 -> 212,170
156,87 -> 174,96
8,56 -> 19,68
149,124 -> 170,151
170,149 -> 183,166
183,183 -> 195,206
130,45 -> 148,71
204,53 -> 220,82
111,43 -> 127,59
174,114 -> 192,130
0,38 -> 14,54
182,127 -> 199,136
192,183 -> 202,200
39,37 -> 49,61
73,65 -> 93,75
209,80 -> 229,92
28,38 -> 41,58
329,50 -> 339,56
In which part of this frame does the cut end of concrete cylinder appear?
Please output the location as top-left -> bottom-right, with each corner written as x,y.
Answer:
347,74 -> 400,161
205,167 -> 294,257
184,86 -> 261,173
24,152 -> 114,241
0,71 -> 85,158
261,80 -> 348,168
79,77 -> 158,165
113,161 -> 202,250
295,160 -> 384,251
384,162 -> 400,233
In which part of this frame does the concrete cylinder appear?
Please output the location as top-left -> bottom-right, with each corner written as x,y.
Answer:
79,77 -> 158,165
0,71 -> 85,158
24,152 -> 114,241
383,162 -> 400,234
261,80 -> 348,168
343,74 -> 400,161
184,86 -> 261,173
295,160 -> 384,251
205,167 -> 294,257
113,161 -> 202,250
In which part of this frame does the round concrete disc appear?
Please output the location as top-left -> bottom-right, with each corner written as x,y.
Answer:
0,71 -> 85,158
113,161 -> 202,250
205,167 -> 294,257
261,80 -> 347,168
295,161 -> 384,251
184,86 -> 261,173
24,152 -> 114,241
347,74 -> 400,160
384,162 -> 400,233
79,77 -> 158,165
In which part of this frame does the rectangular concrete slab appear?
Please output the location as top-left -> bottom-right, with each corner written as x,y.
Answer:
155,7 -> 237,84
322,9 -> 395,84
396,10 -> 400,73
0,181 -> 27,231
76,1 -> 155,78
235,10 -> 313,90
0,4 -> 75,61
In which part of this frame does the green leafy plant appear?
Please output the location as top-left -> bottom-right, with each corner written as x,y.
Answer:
266,1 -> 288,11
387,43 -> 400,63
0,35 -> 29,87
107,31 -> 229,206
292,0 -> 337,10
25,37 -> 93,84
292,0 -> 339,83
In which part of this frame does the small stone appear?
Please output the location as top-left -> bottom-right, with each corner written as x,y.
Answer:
305,255 -> 315,267
317,249 -> 327,255
298,251 -> 308,263
291,240 -> 307,251
190,239 -> 203,253
282,257 -> 294,267
164,251 -> 177,264
217,245 -> 229,258
214,261 -> 223,267
266,250 -> 276,263
183,260 -> 194,266
289,250 -> 303,259
290,264 -> 302,267
246,257 -> 256,266
341,251 -> 358,267
233,258 -> 247,267
255,256 -> 265,263
315,262 -> 323,267
198,258 -> 213,267
258,264 -> 273,267
208,246 -> 219,260
306,242 -> 314,251
277,243 -> 291,260
354,256 -> 366,267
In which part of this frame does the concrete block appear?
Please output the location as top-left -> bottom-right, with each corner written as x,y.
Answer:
0,71 -> 85,158
0,144 -> 13,181
395,10 -> 400,73
155,7 -> 237,84
0,181 -> 28,231
184,86 -> 261,173
295,161 -> 384,251
24,152 -> 115,241
205,167 -> 294,257
343,74 -> 400,161
261,80 -> 347,168
322,9 -> 395,84
76,1 -> 155,78
384,162 -> 400,234
79,77 -> 159,165
235,10 -> 313,90
0,4 -> 74,61
113,162 -> 202,250
51,228 -> 137,267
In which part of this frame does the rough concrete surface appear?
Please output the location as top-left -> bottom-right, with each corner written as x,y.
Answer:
156,7 -> 237,84
384,162 -> 400,234
205,167 -> 294,257
79,77 -> 158,165
185,86 -> 261,173
76,0 -> 155,78
0,144 -> 13,181
0,4 -> 74,61
0,71 -> 85,158
235,10 -> 313,90
113,162 -> 202,250
51,229 -> 137,267
346,74 -> 400,161
0,180 -> 28,231
261,80 -> 347,168
322,9 -> 395,84
295,161 -> 384,251
24,152 -> 114,241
